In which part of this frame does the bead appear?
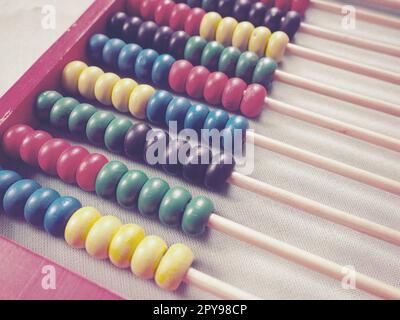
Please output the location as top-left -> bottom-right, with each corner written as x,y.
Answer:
109,224 -> 145,268
187,0 -> 202,7
95,161 -> 128,199
182,146 -> 212,184
135,49 -> 159,81
235,51 -> 259,83
202,0 -> 218,11
62,61 -> 88,95
121,16 -> 143,43
186,66 -> 210,99
184,104 -> 209,132
68,103 -> 97,135
64,207 -> 102,248
124,123 -> 152,159
217,0 -> 235,16
266,31 -> 289,62
221,77 -> 247,111
107,12 -> 128,37
248,3 -> 267,26
155,0 -> 175,25
117,43 -> 142,74
181,196 -> 213,236
252,57 -> 277,87
78,66 -> 104,100
131,235 -> 168,279
111,78 -> 138,112
49,97 -> 79,129
138,178 -> 169,216
129,85 -> 156,119
165,98 -> 192,130
232,0 -> 252,22
24,188 -> 60,227
199,12 -> 222,41
215,17 -> 238,47
140,0 -> 160,20
94,73 -> 120,106
184,8 -> 206,36
127,0 -> 142,15
35,91 -> 63,122
203,109 -> 229,131
222,114 -> 249,148
0,170 -> 22,205
276,0 -> 291,12
88,34 -> 109,63
76,153 -> 109,192
168,31 -> 189,59
204,153 -> 235,189
169,3 -> 191,30
86,111 -> 116,145
38,139 -> 71,175
44,196 -> 82,237
184,36 -> 207,65
218,46 -> 241,77
116,170 -> 148,209
152,54 -> 176,88
200,41 -> 224,71
168,60 -> 193,94
2,124 -> 34,159
240,83 -> 267,117
104,118 -> 133,153
3,179 -> 41,217
248,27 -> 271,57
159,187 -> 192,226
292,0 -> 310,16
56,146 -> 90,184
103,38 -> 126,68
85,215 -> 122,259
264,7 -> 283,32
153,26 -> 174,54
281,11 -> 301,40
203,72 -> 228,105
20,131 -> 52,167
137,21 -> 158,48
232,21 -> 255,52
155,243 -> 194,291
147,90 -> 174,125
144,129 -> 170,166
162,139 -> 190,175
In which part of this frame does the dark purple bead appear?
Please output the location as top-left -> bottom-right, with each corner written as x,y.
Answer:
248,3 -> 267,26
168,31 -> 190,59
108,12 -> 128,37
232,0 -> 252,22
264,7 -> 284,32
182,145 -> 212,184
144,129 -> 170,166
124,123 -> 152,159
281,11 -> 301,39
153,26 -> 174,54
121,16 -> 143,43
202,0 -> 218,12
204,153 -> 235,190
137,21 -> 158,48
217,0 -> 235,16
162,139 -> 190,176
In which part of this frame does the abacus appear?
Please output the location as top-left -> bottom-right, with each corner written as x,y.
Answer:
0,0 -> 399,300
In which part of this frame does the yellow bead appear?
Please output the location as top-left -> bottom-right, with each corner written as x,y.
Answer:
266,31 -> 289,62
232,21 -> 255,52
131,235 -> 167,280
215,17 -> 238,47
62,61 -> 88,95
248,27 -> 271,57
78,66 -> 104,100
109,224 -> 145,269
85,215 -> 122,259
128,84 -> 155,120
111,78 -> 138,113
155,244 -> 194,291
94,72 -> 120,106
64,207 -> 102,249
199,12 -> 222,41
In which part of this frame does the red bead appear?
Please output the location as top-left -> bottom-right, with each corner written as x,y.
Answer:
275,0 -> 291,12
222,78 -> 247,111
168,60 -> 193,94
76,153 -> 109,192
203,72 -> 229,105
186,66 -> 210,99
56,146 -> 90,184
184,8 -> 206,36
155,0 -> 176,26
20,130 -> 53,167
291,0 -> 310,16
140,0 -> 160,20
2,124 -> 34,159
126,0 -> 142,15
38,139 -> 71,175
240,84 -> 267,118
169,3 -> 191,31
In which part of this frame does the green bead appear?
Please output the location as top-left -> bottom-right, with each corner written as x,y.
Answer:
200,41 -> 224,71
104,118 -> 133,153
159,187 -> 192,226
184,36 -> 207,65
252,57 -> 277,87
68,103 -> 97,135
116,170 -> 148,209
95,160 -> 128,199
138,178 -> 169,217
86,111 -> 116,145
181,196 -> 213,236
218,47 -> 241,77
235,51 -> 259,83
49,97 -> 79,129
35,91 -> 63,122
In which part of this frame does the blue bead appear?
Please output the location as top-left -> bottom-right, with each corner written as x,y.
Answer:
3,179 -> 41,217
203,110 -> 229,131
147,90 -> 174,125
0,170 -> 23,207
222,115 -> 249,149
151,54 -> 176,87
165,98 -> 192,131
117,43 -> 142,74
184,104 -> 209,133
103,38 -> 126,68
44,196 -> 82,237
88,34 -> 109,63
134,49 -> 159,81
24,188 -> 60,227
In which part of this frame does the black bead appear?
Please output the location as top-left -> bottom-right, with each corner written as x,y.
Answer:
280,11 -> 301,40
204,153 -> 235,190
144,129 -> 170,166
248,3 -> 267,26
217,0 -> 235,16
232,0 -> 252,22
264,7 -> 283,32
153,26 -> 174,54
108,12 -> 128,37
121,16 -> 143,43
182,145 -> 212,184
168,31 -> 190,59
162,139 -> 190,176
124,123 -> 152,159
137,21 -> 158,48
